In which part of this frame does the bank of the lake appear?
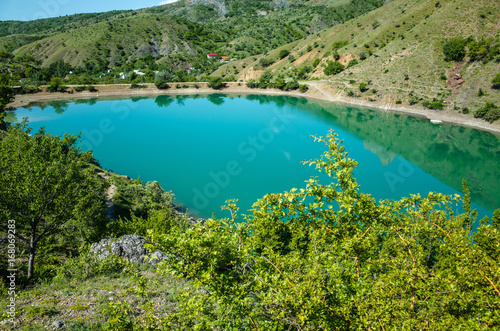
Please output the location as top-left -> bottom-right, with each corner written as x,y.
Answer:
8,81 -> 500,135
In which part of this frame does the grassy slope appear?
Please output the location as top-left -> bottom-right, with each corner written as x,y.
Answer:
222,0 -> 500,111
2,0 -> 384,68
12,13 -> 194,67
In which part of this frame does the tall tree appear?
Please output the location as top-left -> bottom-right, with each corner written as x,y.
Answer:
0,74 -> 15,130
0,125 -> 107,279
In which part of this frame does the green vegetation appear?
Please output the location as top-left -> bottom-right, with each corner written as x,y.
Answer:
423,98 -> 445,110
324,60 -> 345,75
154,70 -> 173,89
0,74 -> 14,129
474,101 -> 500,123
207,76 -> 226,89
492,73 -> 500,89
279,49 -> 290,59
443,37 -> 467,62
0,124 -> 107,279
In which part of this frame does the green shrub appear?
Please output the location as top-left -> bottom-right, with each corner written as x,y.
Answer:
474,101 -> 500,123
359,52 -> 367,60
442,37 -> 467,61
492,73 -> 500,89
347,90 -> 355,97
312,58 -> 321,67
359,82 -> 368,92
423,99 -> 444,110
74,85 -> 97,92
24,306 -> 58,319
259,57 -> 273,68
347,59 -> 359,68
247,80 -> 259,88
299,84 -> 308,92
130,82 -> 146,89
332,40 -> 348,50
324,61 -> 345,76
208,76 -> 226,89
279,49 -> 290,59
46,77 -> 66,92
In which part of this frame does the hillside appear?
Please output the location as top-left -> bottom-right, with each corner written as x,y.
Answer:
0,0 -> 384,68
218,0 -> 500,115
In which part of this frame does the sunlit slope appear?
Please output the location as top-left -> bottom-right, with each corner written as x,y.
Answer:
224,0 -> 500,110
12,14 -> 195,67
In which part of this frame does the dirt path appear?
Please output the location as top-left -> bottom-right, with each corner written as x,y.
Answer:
95,170 -> 117,222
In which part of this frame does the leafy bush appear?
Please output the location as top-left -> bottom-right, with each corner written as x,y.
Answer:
259,57 -> 273,68
247,79 -> 259,88
74,85 -> 97,92
130,82 -> 146,89
332,40 -> 349,50
332,50 -> 340,60
208,76 -> 226,89
347,59 -> 359,68
113,180 -> 174,220
423,99 -> 444,110
299,84 -> 308,92
467,37 -> 499,62
492,73 -> 500,89
359,52 -> 367,60
312,58 -> 321,67
359,82 -> 368,92
474,101 -> 500,123
324,61 -> 345,76
279,49 -> 290,59
46,77 -> 66,92
288,55 -> 295,62
443,37 -> 467,61
154,70 -> 174,90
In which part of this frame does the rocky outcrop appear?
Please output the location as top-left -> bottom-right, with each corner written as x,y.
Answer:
90,234 -> 167,265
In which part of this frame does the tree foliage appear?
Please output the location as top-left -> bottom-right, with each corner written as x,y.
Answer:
443,37 -> 467,62
0,74 -> 15,130
207,76 -> 226,89
324,60 -> 345,75
492,73 -> 500,89
0,124 -> 107,279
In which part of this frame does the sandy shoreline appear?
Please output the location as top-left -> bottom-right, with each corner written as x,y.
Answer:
8,81 -> 500,135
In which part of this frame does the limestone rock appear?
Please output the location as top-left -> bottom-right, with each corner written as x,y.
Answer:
90,234 -> 167,265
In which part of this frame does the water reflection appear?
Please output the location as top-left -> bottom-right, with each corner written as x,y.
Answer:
258,95 -> 500,211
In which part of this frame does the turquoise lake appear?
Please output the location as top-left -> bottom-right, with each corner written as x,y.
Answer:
10,94 -> 500,219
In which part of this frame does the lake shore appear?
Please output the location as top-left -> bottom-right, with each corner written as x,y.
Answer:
8,81 -> 500,135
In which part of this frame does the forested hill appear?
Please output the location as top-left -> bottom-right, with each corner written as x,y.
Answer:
0,0 -> 384,67
214,0 -> 500,121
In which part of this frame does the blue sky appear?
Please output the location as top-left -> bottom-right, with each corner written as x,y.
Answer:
0,0 -> 179,21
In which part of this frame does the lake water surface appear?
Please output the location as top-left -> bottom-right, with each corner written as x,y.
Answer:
11,94 -> 500,219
